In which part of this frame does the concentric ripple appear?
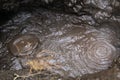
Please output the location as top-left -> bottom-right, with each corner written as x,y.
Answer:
84,40 -> 116,71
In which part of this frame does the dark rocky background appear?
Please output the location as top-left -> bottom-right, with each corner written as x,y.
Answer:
0,0 -> 119,24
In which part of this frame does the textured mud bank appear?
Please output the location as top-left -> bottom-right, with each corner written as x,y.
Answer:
3,9 -> 118,78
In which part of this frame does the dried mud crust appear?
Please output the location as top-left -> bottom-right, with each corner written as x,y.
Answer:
0,62 -> 120,80
0,69 -> 74,80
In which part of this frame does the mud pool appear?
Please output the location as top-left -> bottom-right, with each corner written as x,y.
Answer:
0,4 -> 120,80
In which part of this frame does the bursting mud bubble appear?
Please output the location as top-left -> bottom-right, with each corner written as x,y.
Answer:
8,34 -> 39,56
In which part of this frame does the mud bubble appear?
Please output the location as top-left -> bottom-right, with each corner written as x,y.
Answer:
8,34 -> 39,57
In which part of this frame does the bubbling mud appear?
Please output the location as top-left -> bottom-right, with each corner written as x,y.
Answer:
8,24 -> 118,77
8,34 -> 39,56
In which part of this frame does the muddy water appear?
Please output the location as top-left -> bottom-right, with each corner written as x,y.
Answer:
0,8 -> 120,79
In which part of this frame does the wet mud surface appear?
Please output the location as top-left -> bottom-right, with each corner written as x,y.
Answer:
0,7 -> 120,80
